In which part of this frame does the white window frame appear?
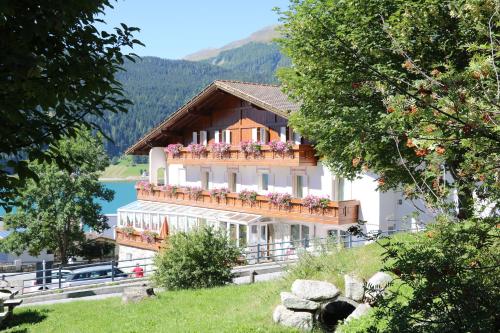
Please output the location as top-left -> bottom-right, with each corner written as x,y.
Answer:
192,132 -> 198,144
292,173 -> 307,198
214,130 -> 220,143
199,131 -> 207,145
280,127 -> 287,142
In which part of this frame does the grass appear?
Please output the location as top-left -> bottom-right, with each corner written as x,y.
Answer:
100,156 -> 147,179
5,234 -> 412,332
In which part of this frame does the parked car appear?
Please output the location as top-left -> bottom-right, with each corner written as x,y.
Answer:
29,269 -> 73,292
62,265 -> 128,287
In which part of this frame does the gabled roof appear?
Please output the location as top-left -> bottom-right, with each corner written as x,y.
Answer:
125,80 -> 300,155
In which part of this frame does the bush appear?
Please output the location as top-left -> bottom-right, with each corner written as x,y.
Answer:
152,227 -> 241,290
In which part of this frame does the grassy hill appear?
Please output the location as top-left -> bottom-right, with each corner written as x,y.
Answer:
4,236 -> 398,332
100,156 -> 147,180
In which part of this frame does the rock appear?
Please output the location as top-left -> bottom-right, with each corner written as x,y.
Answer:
345,303 -> 371,322
344,274 -> 364,302
291,279 -> 340,301
281,292 -> 320,310
273,304 -> 313,331
366,272 -> 392,301
122,286 -> 155,304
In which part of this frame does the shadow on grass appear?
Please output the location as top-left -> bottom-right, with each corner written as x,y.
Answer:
1,308 -> 51,332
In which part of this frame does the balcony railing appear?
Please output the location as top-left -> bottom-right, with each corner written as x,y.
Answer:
115,229 -> 164,251
136,187 -> 359,225
166,144 -> 318,166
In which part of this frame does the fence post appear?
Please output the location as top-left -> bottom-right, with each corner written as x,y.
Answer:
111,260 -> 115,282
257,244 -> 260,264
42,260 -> 46,291
58,265 -> 62,289
250,270 -> 257,284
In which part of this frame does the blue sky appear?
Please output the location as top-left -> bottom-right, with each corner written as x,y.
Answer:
101,0 -> 290,59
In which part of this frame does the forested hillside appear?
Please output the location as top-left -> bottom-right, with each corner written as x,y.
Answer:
96,42 -> 288,157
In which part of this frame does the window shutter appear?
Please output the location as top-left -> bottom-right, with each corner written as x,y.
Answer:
251,128 -> 258,142
225,130 -> 231,144
280,127 -> 287,142
192,132 -> 198,144
200,131 -> 207,145
214,130 -> 220,143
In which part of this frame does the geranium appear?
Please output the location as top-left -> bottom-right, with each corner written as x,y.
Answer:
211,142 -> 231,159
136,180 -> 154,192
210,188 -> 229,201
303,194 -> 330,211
164,143 -> 183,157
239,140 -> 264,157
119,226 -> 136,237
266,192 -> 292,208
269,140 -> 294,157
187,186 -> 203,200
238,189 -> 258,205
161,184 -> 178,197
187,143 -> 207,157
141,229 -> 158,243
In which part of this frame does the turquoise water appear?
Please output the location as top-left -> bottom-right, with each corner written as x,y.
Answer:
1,181 -> 136,216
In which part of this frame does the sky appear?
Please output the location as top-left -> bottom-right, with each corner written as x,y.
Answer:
101,0 -> 290,59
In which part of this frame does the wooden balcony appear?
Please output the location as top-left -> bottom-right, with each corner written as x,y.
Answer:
136,187 -> 359,225
166,144 -> 318,166
115,229 -> 164,251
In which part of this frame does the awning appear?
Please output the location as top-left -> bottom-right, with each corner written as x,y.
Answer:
117,200 -> 262,224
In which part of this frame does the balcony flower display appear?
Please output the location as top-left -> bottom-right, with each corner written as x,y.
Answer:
210,187 -> 229,202
187,186 -> 203,200
160,184 -> 178,197
302,194 -> 330,212
269,140 -> 294,157
211,142 -> 231,159
266,192 -> 292,208
119,226 -> 136,238
136,180 -> 154,192
187,143 -> 207,158
164,143 -> 183,157
140,229 -> 158,244
238,189 -> 258,206
239,140 -> 264,158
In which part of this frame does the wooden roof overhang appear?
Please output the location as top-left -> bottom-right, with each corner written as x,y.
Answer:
125,81 -> 293,155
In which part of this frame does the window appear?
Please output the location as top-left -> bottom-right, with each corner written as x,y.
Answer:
228,172 -> 237,192
259,173 -> 269,191
199,131 -> 207,145
192,132 -> 198,144
239,225 -> 247,247
293,175 -> 304,198
202,171 -> 209,190
230,224 -> 237,242
332,177 -> 344,201
222,130 -> 231,144
301,225 -> 310,248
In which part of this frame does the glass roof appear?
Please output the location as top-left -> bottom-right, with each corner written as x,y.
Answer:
118,200 -> 262,224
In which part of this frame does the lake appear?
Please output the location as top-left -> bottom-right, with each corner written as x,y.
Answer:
0,181 -> 137,216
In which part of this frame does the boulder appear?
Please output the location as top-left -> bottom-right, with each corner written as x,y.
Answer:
291,279 -> 340,301
122,286 -> 155,304
366,272 -> 392,301
273,304 -> 313,331
344,274 -> 364,302
345,303 -> 371,322
280,292 -> 320,310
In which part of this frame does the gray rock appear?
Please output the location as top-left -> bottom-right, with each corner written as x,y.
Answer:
344,274 -> 365,302
291,279 -> 340,301
281,292 -> 320,310
366,272 -> 392,301
345,303 -> 371,322
122,286 -> 155,304
273,304 -> 313,331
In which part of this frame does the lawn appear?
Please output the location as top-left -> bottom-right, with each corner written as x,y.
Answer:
4,235 -> 404,332
100,156 -> 148,180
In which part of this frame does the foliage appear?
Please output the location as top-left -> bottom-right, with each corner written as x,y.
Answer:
187,143 -> 207,157
302,194 -> 330,210
136,180 -> 154,192
238,189 -> 259,204
267,192 -> 292,208
344,217 -> 500,332
164,143 -> 184,157
161,184 -> 178,197
77,240 -> 115,262
152,227 -> 241,290
211,142 -> 231,158
239,140 -> 264,157
277,0 -> 500,220
209,188 -> 229,201
269,140 -> 294,156
0,0 -> 142,210
186,186 -> 203,200
0,130 -> 113,264
119,226 -> 136,236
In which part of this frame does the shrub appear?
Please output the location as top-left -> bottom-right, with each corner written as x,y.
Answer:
152,226 -> 241,290
164,143 -> 183,157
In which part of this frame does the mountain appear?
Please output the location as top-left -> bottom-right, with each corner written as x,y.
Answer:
183,25 -> 280,61
97,40 -> 289,157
